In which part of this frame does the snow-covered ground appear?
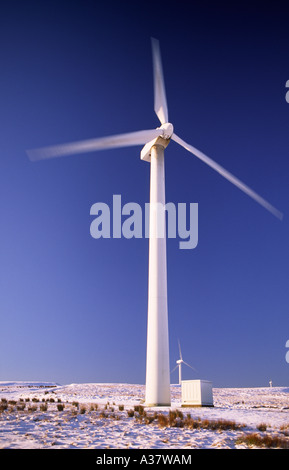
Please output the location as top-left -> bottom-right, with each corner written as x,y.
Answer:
0,381 -> 289,449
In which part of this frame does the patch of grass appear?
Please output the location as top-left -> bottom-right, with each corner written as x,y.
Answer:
280,424 -> 289,436
144,415 -> 156,424
17,403 -> 26,411
157,413 -> 169,427
134,405 -> 145,415
0,403 -> 8,413
237,432 -> 289,449
257,423 -> 267,432
124,406 -> 244,432
133,405 -> 147,423
167,410 -> 184,428
27,404 -> 37,412
152,412 -> 244,431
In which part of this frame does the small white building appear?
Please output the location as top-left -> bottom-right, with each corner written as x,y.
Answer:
181,379 -> 214,407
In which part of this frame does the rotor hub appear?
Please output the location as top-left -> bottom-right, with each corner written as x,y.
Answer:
158,122 -> 174,140
140,122 -> 173,162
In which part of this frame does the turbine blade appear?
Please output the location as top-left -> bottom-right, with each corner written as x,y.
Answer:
178,339 -> 183,360
172,133 -> 283,220
151,37 -> 168,124
27,128 -> 163,161
170,365 -> 178,374
183,361 -> 197,372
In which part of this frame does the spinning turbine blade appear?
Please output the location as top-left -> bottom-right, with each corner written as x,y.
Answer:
178,339 -> 183,360
172,133 -> 283,220
151,37 -> 168,125
171,365 -> 178,374
183,361 -> 197,373
27,128 -> 163,161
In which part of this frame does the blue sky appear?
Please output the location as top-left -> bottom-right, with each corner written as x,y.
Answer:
0,0 -> 289,387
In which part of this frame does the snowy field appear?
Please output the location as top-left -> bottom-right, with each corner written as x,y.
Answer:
0,381 -> 289,450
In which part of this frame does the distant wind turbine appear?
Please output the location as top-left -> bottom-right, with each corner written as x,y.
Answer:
27,38 -> 283,407
171,340 -> 197,385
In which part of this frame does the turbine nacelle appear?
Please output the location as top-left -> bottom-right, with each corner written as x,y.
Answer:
159,122 -> 174,140
140,122 -> 173,162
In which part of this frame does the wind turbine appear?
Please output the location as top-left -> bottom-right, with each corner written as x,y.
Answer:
27,38 -> 283,407
171,340 -> 197,385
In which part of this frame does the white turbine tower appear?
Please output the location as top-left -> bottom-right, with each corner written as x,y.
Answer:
171,340 -> 197,385
27,38 -> 283,407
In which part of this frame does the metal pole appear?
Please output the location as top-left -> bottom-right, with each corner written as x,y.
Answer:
145,144 -> 171,406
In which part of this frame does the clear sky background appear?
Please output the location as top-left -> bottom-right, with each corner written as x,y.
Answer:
0,0 -> 289,387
